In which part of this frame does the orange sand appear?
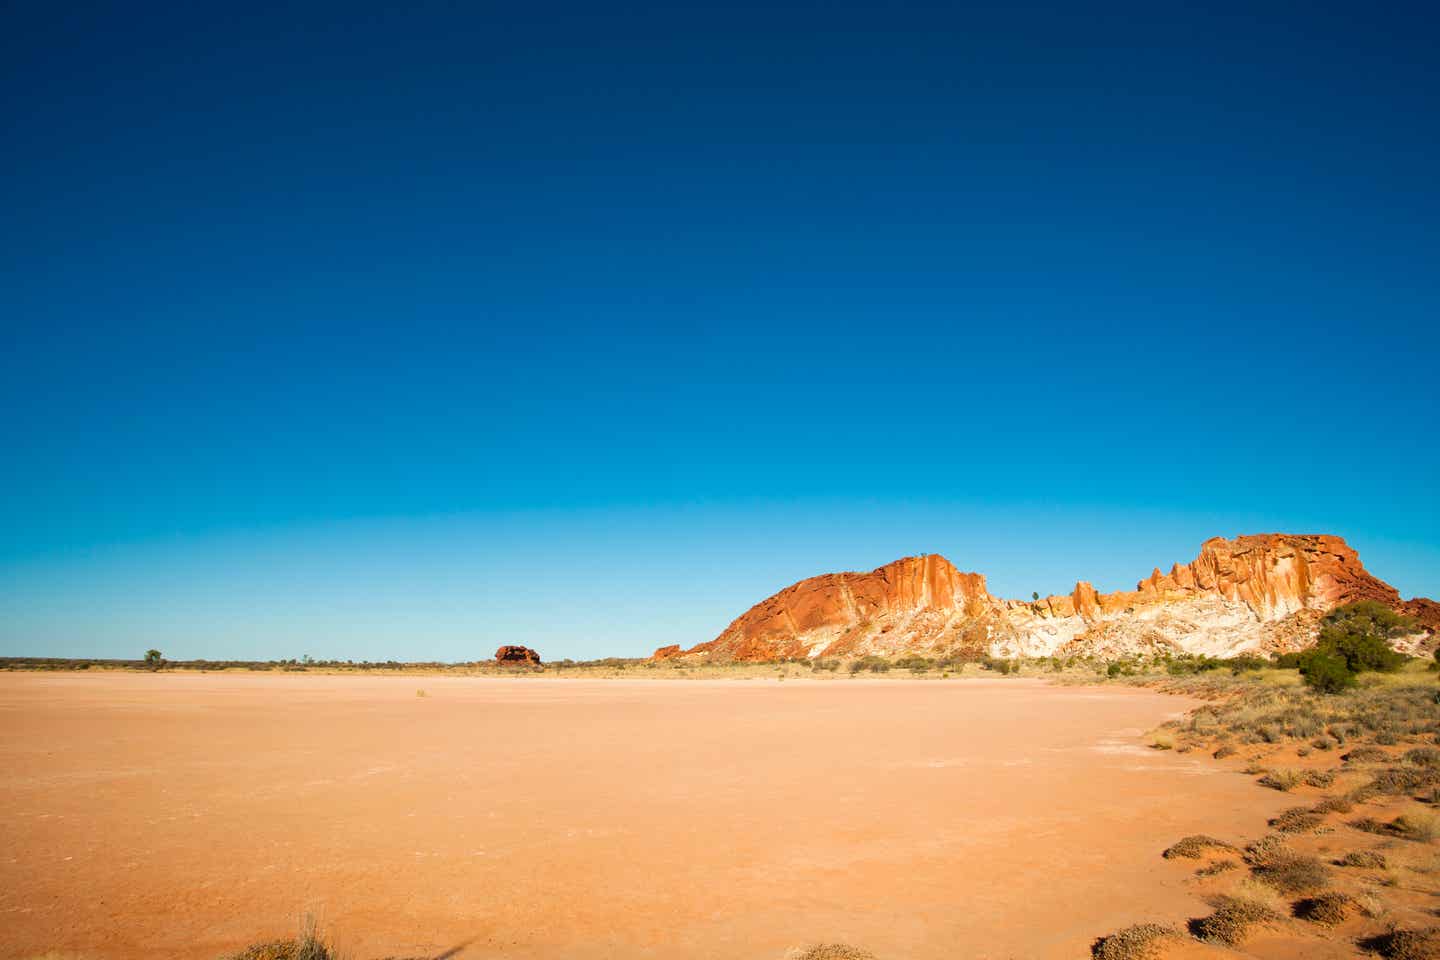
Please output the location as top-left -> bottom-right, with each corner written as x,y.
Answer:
0,674 -> 1291,959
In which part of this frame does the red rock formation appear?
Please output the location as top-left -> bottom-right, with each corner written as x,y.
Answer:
679,534 -> 1434,662
686,554 -> 995,662
495,645 -> 542,665
650,644 -> 682,661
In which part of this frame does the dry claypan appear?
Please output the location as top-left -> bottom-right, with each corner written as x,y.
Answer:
0,671 -> 1302,959
3,664 -> 1438,960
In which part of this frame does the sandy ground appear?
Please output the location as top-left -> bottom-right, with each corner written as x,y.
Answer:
0,673 -> 1293,960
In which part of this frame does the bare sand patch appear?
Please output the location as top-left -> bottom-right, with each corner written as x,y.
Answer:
0,674 -> 1291,959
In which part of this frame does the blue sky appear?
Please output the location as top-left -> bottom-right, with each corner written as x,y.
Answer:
3,1 -> 1437,660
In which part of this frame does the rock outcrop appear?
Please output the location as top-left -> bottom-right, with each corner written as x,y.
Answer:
660,534 -> 1434,662
495,645 -> 542,665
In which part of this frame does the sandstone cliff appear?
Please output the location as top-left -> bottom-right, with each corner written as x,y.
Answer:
667,534 -> 1435,662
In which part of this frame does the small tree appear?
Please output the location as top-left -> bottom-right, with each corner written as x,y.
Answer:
143,649 -> 163,671
1315,601 -> 1414,674
1032,591 -> 1040,602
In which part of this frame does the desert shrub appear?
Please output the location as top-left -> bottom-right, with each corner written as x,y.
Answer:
894,656 -> 934,674
1362,927 -> 1440,960
1345,746 -> 1391,764
1189,896 -> 1280,946
1293,892 -> 1359,926
1312,736 -> 1336,751
1227,655 -> 1269,673
1405,747 -> 1440,768
1338,849 -> 1388,868
810,659 -> 840,672
1251,853 -> 1331,894
983,657 -> 1015,675
1163,835 -> 1237,859
1377,730 -> 1401,745
1270,807 -> 1324,833
1213,743 -> 1237,759
1259,769 -> 1304,791
1305,769 -> 1337,788
791,945 -> 876,960
847,656 -> 890,674
1090,923 -> 1180,960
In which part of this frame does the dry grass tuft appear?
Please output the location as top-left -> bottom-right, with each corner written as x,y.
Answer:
1251,853 -> 1331,894
1259,769 -> 1305,791
225,939 -> 331,960
1163,835 -> 1237,859
1338,849 -> 1389,869
1293,892 -> 1360,926
1313,795 -> 1355,814
1305,769 -> 1338,788
788,946 -> 876,960
1244,833 -> 1292,867
1270,807 -> 1325,833
1362,927 -> 1440,959
1344,747 -> 1391,764
1090,923 -> 1181,960
1368,767 -> 1440,797
1188,896 -> 1280,946
1404,747 -> 1440,768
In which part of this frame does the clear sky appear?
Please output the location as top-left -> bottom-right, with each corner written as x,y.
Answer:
3,1 -> 1437,661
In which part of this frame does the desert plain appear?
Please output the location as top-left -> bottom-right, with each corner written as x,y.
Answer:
0,672 -> 1295,959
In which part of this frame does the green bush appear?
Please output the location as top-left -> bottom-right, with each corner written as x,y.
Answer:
1300,651 -> 1356,693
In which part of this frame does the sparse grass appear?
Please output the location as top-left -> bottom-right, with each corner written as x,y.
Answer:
1188,895 -> 1280,946
1294,892 -> 1360,926
1313,794 -> 1355,814
1305,769 -> 1337,788
1397,811 -> 1440,842
1090,923 -> 1181,960
1213,743 -> 1237,759
1162,835 -> 1237,859
1196,860 -> 1239,877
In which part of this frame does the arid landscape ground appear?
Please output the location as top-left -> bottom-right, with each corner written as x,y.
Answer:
0,671 -> 1309,960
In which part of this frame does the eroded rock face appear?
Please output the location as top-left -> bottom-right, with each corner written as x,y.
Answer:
495,645 -> 542,665
665,534 -> 1434,662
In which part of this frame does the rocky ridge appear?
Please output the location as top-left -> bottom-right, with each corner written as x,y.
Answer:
666,534 -> 1436,662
